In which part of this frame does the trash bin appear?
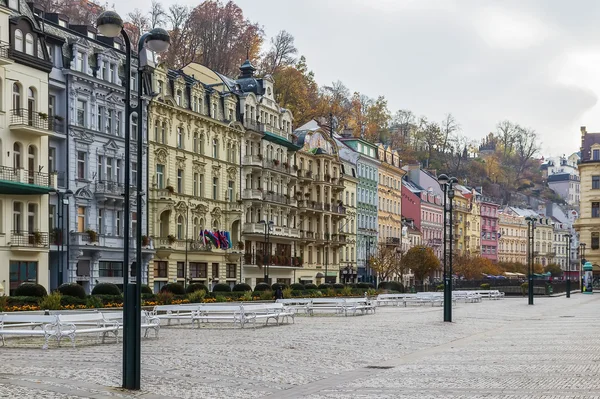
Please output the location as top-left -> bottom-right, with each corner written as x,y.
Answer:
545,285 -> 553,295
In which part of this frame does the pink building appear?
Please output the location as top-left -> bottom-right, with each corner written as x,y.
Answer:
479,196 -> 499,262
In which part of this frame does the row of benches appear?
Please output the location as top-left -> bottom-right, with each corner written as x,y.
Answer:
376,290 -> 505,306
150,303 -> 295,328
274,298 -> 376,316
0,311 -> 160,349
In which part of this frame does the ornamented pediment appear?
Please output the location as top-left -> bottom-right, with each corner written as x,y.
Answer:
99,48 -> 121,62
155,148 -> 168,164
175,201 -> 188,216
211,207 -> 222,219
196,204 -> 209,215
212,165 -> 221,177
75,187 -> 93,199
103,139 -> 120,154
193,160 -> 206,174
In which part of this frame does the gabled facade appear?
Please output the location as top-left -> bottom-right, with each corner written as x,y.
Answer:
37,12 -> 152,294
338,155 -> 358,283
376,143 -> 404,252
0,0 -> 56,295
498,208 -> 527,264
147,62 -> 243,292
338,134 -> 380,283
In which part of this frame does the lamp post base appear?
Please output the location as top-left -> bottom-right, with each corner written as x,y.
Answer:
443,278 -> 452,322
528,278 -> 534,305
566,279 -> 571,298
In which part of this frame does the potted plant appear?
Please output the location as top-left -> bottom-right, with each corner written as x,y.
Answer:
33,231 -> 43,245
86,229 -> 98,242
167,234 -> 176,244
38,112 -> 48,120
141,235 -> 150,247
304,192 -> 310,198
283,161 -> 289,169
273,159 -> 280,166
257,153 -> 263,160
54,115 -> 64,121
166,185 -> 174,194
293,164 -> 299,171
268,190 -> 275,195
237,241 -> 244,250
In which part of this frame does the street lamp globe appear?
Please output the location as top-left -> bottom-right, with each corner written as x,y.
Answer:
96,11 -> 124,38
437,174 -> 449,185
145,28 -> 171,53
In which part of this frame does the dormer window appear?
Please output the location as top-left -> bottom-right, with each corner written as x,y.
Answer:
76,51 -> 85,72
87,32 -> 96,40
113,42 -> 121,50
593,149 -> 600,161
13,30 -> 24,54
58,19 -> 67,28
24,34 -> 34,55
176,89 -> 182,106
8,0 -> 17,9
108,64 -> 115,83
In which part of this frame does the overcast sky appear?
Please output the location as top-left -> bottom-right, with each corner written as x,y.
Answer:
118,0 -> 600,157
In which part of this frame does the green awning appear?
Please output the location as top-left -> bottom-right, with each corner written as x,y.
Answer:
263,131 -> 302,151
0,180 -> 52,195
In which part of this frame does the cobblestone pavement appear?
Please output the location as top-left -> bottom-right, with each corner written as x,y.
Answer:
1,294 -> 598,398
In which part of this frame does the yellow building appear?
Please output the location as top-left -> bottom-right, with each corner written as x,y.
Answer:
338,157 -> 358,283
498,209 -> 527,264
452,190 -> 470,256
376,144 -> 404,250
465,191 -> 481,256
0,4 -> 55,294
237,60 -> 300,287
534,217 -> 554,266
147,63 -> 243,292
295,122 -> 347,285
574,126 -> 600,276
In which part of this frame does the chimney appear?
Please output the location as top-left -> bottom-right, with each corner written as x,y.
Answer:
581,126 -> 587,159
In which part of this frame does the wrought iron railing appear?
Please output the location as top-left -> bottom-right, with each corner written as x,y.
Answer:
11,230 -> 49,247
243,250 -> 302,267
10,109 -> 51,131
0,165 -> 52,187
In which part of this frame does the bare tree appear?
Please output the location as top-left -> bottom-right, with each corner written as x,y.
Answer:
125,8 -> 149,47
162,4 -> 191,67
495,120 -> 519,158
149,0 -> 166,29
440,113 -> 459,154
514,127 -> 540,182
260,30 -> 297,75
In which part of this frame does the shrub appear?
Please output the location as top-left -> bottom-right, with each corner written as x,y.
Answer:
333,283 -> 345,289
215,295 -> 227,303
260,290 -> 274,300
326,288 -> 336,297
304,283 -> 318,290
39,292 -> 62,310
340,286 -> 353,296
290,283 -> 305,291
92,283 -> 121,296
379,281 -> 404,292
57,283 -> 86,299
254,283 -> 271,292
86,296 -> 103,309
232,283 -> 252,292
367,288 -> 377,296
356,282 -> 374,289
318,283 -> 332,290
157,291 -> 174,305
60,295 -> 86,307
186,283 -> 208,294
0,295 -> 7,312
271,283 -> 287,291
93,294 -> 124,305
480,283 -> 491,290
282,287 -> 292,299
521,282 -> 529,295
141,285 -> 153,295
213,283 -> 231,292
7,296 -> 41,306
436,284 -> 444,292
161,283 -> 185,295
187,290 -> 206,303
14,283 -> 47,297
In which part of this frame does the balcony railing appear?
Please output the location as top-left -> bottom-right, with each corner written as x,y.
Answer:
243,118 -> 259,131
0,165 -> 55,187
259,123 -> 291,141
386,237 -> 401,246
11,230 -> 48,248
244,251 -> 303,267
242,154 -> 263,167
10,109 -> 52,132
242,223 -> 300,238
95,180 -> 126,196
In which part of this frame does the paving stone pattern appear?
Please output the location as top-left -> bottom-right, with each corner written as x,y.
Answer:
1,295 -> 598,398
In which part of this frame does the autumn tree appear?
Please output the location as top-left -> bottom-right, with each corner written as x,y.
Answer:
364,95 -> 391,141
260,30 -> 297,75
544,263 -> 563,276
348,92 -> 372,137
149,0 -> 166,29
320,80 -> 351,130
402,246 -> 440,290
369,243 -> 404,282
55,0 -> 109,25
125,9 -> 148,47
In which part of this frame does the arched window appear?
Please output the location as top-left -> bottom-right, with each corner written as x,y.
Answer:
193,217 -> 199,239
212,219 -> 219,230
12,83 -> 20,112
13,142 -> 21,169
27,87 -> 35,112
177,215 -> 183,239
14,29 -> 23,52
25,33 -> 34,55
176,89 -> 182,106
27,145 -> 36,183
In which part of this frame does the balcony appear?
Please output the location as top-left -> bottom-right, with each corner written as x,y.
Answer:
244,251 -> 303,268
299,230 -> 315,242
330,176 -> 345,191
242,188 -> 263,201
95,180 -> 127,201
242,223 -> 300,239
10,109 -> 53,136
298,170 -> 313,183
264,192 -> 293,206
243,118 -> 260,132
330,204 -> 347,215
10,230 -> 48,250
386,237 -> 401,246
0,165 -> 57,194
0,42 -> 12,65
151,187 -> 174,200
259,123 -> 292,141
242,154 -> 263,168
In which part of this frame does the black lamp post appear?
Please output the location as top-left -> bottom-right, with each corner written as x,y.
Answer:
437,174 -> 457,323
579,242 -> 586,292
49,188 -> 73,287
525,216 -> 536,305
366,236 -> 374,284
564,234 -> 572,298
96,10 -> 170,391
259,220 -> 273,285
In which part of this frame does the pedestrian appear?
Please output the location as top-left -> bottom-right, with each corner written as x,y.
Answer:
275,286 -> 284,300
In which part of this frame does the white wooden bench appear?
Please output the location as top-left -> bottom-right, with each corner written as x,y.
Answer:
342,298 -> 376,316
308,298 -> 347,316
102,311 -> 161,338
0,314 -> 62,349
275,299 -> 312,314
469,290 -> 504,299
452,291 -> 482,303
191,305 -> 245,328
376,294 -> 406,306
57,313 -> 119,347
151,304 -> 198,325
241,303 -> 295,326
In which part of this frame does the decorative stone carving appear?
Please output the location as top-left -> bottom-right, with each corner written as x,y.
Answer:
212,165 -> 221,177
192,161 -> 206,174
176,156 -> 186,170
227,166 -> 237,180
155,148 -> 168,164
211,207 -> 222,219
